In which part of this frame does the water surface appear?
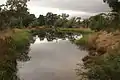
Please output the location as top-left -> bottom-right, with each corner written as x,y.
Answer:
18,37 -> 87,80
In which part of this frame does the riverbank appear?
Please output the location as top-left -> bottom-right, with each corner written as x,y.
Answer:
0,27 -> 91,57
76,31 -> 120,57
0,29 -> 33,79
0,28 -> 91,80
57,28 -> 93,34
56,28 -> 93,47
0,29 -> 32,58
76,30 -> 120,80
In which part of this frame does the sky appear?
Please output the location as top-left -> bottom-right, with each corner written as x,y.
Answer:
0,0 -> 110,18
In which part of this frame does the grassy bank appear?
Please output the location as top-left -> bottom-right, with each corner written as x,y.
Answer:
76,31 -> 120,80
57,28 -> 94,34
58,28 -> 93,47
0,29 -> 32,79
74,34 -> 89,46
12,29 -> 31,53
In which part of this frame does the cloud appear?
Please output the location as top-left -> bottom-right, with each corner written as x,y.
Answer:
28,0 -> 110,13
28,6 -> 97,18
0,0 -> 110,18
0,0 -> 6,4
27,0 -> 110,18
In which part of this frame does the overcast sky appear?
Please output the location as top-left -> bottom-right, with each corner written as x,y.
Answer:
0,0 -> 110,18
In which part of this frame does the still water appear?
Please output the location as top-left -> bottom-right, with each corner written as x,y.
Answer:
18,36 -> 88,80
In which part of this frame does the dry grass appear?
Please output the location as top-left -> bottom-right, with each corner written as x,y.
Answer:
88,31 -> 120,54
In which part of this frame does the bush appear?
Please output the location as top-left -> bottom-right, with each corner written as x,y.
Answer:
0,29 -> 32,80
77,47 -> 120,80
12,29 -> 31,52
0,36 -> 19,80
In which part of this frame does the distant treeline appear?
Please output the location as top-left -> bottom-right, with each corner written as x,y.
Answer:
0,0 -> 120,31
0,0 -> 82,30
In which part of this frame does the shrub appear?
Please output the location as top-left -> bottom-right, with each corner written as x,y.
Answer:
12,29 -> 31,53
0,36 -> 19,80
77,47 -> 120,80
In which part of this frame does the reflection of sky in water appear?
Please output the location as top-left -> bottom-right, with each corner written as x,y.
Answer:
35,38 -> 69,44
35,38 -> 48,44
73,35 -> 83,40
34,35 -> 83,44
18,34 -> 87,80
34,36 -> 68,44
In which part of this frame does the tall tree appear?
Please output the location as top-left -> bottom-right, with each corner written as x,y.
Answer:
22,14 -> 36,27
76,17 -> 81,25
104,0 -> 120,12
6,0 -> 30,27
60,13 -> 69,27
66,17 -> 77,28
104,0 -> 120,28
6,0 -> 29,9
45,12 -> 59,27
38,15 -> 45,26
88,13 -> 108,31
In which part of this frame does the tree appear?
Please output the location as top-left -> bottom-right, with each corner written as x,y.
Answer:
66,17 -> 77,28
82,19 -> 90,28
29,19 -> 39,27
54,18 -> 63,27
6,0 -> 30,27
22,14 -> 36,27
83,13 -> 108,31
77,48 -> 120,80
103,0 -> 120,12
61,13 -> 69,20
45,12 -> 59,27
103,0 -> 120,29
60,13 -> 69,27
6,0 -> 29,10
37,15 -> 45,26
76,17 -> 81,26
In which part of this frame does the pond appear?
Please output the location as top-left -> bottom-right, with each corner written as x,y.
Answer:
0,29 -> 88,80
17,32 -> 88,80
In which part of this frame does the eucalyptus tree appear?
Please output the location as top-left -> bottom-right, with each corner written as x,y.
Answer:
88,13 -> 108,31
82,19 -> 90,28
76,17 -> 81,26
45,12 -> 60,27
66,17 -> 77,28
104,0 -> 120,28
103,0 -> 120,12
7,0 -> 30,27
37,15 -> 45,26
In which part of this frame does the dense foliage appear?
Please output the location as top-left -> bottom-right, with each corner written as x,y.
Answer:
0,0 -> 83,29
1,0 -> 120,80
76,1 -> 120,80
0,0 -> 120,30
0,29 -> 33,79
76,47 -> 120,80
79,0 -> 120,31
104,0 -> 120,12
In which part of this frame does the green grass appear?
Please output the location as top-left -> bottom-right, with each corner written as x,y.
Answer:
74,34 -> 89,46
78,48 -> 120,80
12,29 -> 31,53
57,28 -> 94,34
0,29 -> 32,80
57,28 -> 93,46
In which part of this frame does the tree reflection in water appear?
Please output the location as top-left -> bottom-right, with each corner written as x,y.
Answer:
1,29 -> 81,80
